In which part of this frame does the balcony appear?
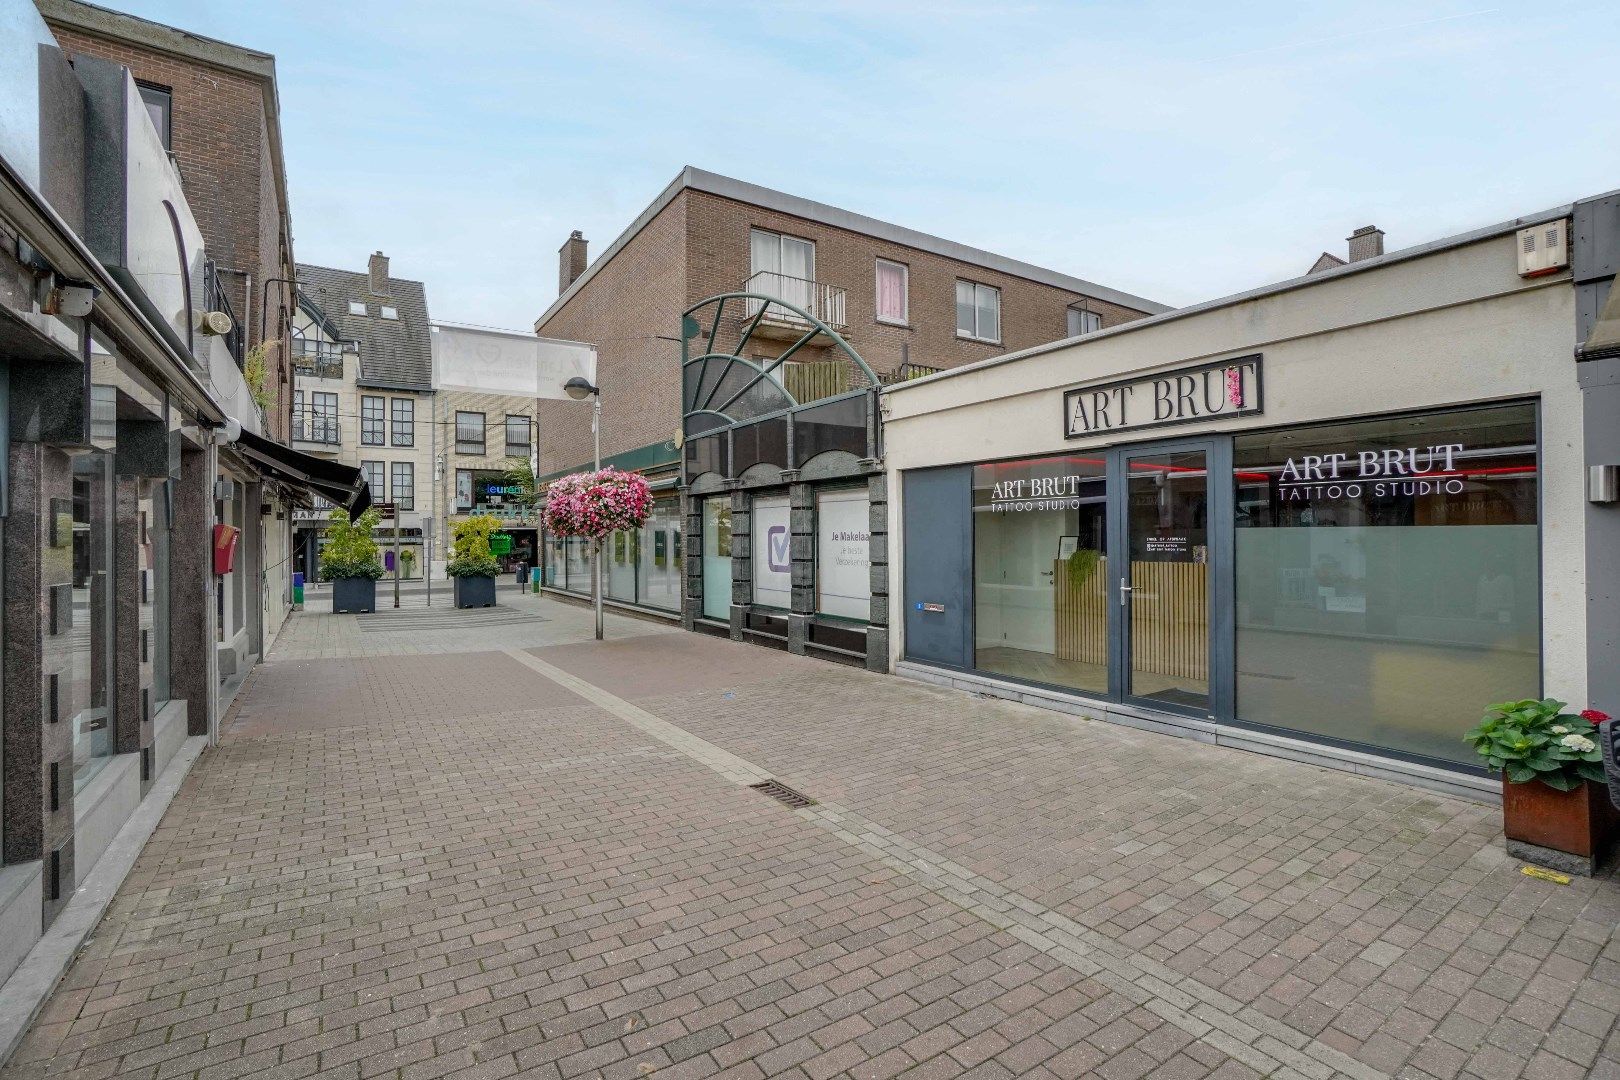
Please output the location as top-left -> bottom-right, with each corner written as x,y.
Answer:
291,410 -> 341,447
742,271 -> 847,340
293,339 -> 346,380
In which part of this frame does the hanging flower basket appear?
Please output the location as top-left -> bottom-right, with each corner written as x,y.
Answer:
543,468 -> 654,542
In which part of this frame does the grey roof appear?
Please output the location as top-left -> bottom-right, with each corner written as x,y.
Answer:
535,166 -> 1172,331
296,262 -> 433,391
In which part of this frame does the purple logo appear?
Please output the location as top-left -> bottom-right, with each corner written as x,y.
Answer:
767,525 -> 790,572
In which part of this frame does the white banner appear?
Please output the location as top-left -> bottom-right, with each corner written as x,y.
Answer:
751,496 -> 791,609
431,322 -> 596,398
816,489 -> 870,620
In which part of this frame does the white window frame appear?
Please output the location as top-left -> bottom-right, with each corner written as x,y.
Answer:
956,280 -> 1001,344
347,301 -> 366,316
1067,306 -> 1103,337
875,259 -> 909,325
749,228 -> 816,282
380,306 -> 398,320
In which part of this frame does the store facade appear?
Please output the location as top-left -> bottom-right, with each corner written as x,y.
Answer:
885,196 -> 1620,799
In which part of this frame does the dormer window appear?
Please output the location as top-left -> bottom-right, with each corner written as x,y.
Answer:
348,301 -> 366,315
381,306 -> 398,320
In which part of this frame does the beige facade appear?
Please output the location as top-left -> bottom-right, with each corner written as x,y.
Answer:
436,387 -> 541,568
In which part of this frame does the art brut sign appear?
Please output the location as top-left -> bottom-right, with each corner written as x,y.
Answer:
1064,356 -> 1262,438
1275,443 -> 1468,501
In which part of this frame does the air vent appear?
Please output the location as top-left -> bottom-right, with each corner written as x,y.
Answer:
750,779 -> 817,809
1517,218 -> 1570,277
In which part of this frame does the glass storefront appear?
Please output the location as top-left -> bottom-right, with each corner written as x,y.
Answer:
1233,403 -> 1539,765
815,488 -> 871,621
702,497 -> 731,620
640,497 -> 683,612
972,455 -> 1108,695
542,494 -> 683,612
750,495 -> 790,610
956,401 -> 1541,770
69,451 -> 114,789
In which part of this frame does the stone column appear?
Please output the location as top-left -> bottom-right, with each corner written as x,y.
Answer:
242,480 -> 265,662
866,474 -> 890,672
111,478 -> 145,759
681,492 -> 702,629
170,443 -> 213,737
3,442 -> 76,925
727,486 -> 749,641
787,479 -> 813,655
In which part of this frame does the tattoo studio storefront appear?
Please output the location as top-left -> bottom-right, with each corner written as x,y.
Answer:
884,200 -> 1615,798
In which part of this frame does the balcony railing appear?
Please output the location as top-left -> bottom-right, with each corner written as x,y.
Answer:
203,260 -> 245,368
742,271 -> 847,332
292,338 -> 346,379
291,410 -> 340,445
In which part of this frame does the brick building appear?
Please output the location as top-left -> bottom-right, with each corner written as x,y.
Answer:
533,167 -> 1167,478
40,0 -> 298,443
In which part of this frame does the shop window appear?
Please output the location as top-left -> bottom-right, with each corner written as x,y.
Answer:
607,529 -> 637,602
702,497 -> 732,620
816,488 -> 871,621
360,395 -> 384,446
638,495 -> 684,612
751,495 -> 791,610
1233,403 -> 1539,766
972,455 -> 1109,696
455,468 -> 473,511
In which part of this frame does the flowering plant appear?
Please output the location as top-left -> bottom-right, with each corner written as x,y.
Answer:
543,468 -> 653,543
1464,699 -> 1609,791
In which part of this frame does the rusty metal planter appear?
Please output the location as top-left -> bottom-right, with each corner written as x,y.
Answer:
1502,777 -> 1618,875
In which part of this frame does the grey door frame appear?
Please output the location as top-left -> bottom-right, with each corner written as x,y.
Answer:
1106,435 -> 1234,722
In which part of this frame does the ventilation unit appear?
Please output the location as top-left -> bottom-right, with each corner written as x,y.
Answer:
1517,218 -> 1570,277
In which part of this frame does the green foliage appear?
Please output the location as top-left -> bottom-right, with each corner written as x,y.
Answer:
243,338 -> 277,410
319,506 -> 384,581
1066,548 -> 1101,590
447,514 -> 500,578
1463,699 -> 1606,792
503,458 -> 538,511
399,548 -> 417,576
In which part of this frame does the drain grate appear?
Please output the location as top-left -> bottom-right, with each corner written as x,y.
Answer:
750,779 -> 817,809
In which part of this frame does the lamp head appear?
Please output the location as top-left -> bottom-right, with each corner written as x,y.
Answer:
564,376 -> 598,401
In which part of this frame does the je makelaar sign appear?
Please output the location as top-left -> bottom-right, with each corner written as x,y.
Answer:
1064,355 -> 1263,439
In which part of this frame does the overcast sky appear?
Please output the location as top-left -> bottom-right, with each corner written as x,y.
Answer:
118,0 -> 1620,331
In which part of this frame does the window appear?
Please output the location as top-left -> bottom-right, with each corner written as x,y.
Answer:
817,488 -> 871,621
348,301 -> 366,316
360,461 -> 385,501
455,411 -> 485,454
137,83 -> 171,151
702,497 -> 733,621
749,228 -> 815,312
360,395 -> 385,446
956,280 -> 1001,342
380,306 -> 398,320
505,414 -> 532,454
391,461 -> 415,511
455,469 -> 473,511
1067,306 -> 1103,337
297,391 -> 337,443
391,398 -> 415,447
1233,403 -> 1539,766
876,259 -> 908,324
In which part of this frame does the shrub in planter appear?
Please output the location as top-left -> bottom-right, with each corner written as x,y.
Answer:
448,515 -> 501,608
319,506 -> 383,613
1465,699 -> 1617,873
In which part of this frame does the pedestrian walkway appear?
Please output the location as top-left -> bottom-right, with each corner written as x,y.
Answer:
4,599 -> 1617,1080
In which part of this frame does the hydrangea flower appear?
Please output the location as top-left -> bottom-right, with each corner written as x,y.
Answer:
1551,725 -> 1568,734
1580,709 -> 1611,723
1559,733 -> 1596,753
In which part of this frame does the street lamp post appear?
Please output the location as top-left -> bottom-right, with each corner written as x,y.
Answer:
564,377 -> 603,640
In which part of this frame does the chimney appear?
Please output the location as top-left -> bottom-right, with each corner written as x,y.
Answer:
559,231 -> 588,295
367,250 -> 390,295
1347,226 -> 1385,263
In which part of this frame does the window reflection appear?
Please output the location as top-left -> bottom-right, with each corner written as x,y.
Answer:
69,453 -> 115,789
1234,403 -> 1539,765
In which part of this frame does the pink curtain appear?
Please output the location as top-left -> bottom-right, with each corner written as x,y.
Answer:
877,262 -> 905,321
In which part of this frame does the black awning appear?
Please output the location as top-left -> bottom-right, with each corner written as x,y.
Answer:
233,428 -> 372,520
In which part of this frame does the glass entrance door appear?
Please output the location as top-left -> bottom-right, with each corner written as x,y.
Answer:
1116,445 -> 1213,711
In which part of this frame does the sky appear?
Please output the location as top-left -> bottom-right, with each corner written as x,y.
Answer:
113,0 -> 1620,331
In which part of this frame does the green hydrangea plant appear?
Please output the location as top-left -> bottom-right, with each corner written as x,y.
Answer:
1463,699 -> 1609,792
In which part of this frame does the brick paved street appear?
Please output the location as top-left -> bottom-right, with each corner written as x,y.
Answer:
5,598 -> 1619,1080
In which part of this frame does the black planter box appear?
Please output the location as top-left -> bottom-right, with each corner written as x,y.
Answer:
331,576 -> 376,613
454,574 -> 497,609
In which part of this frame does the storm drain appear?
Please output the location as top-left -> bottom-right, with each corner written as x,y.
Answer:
750,779 -> 817,809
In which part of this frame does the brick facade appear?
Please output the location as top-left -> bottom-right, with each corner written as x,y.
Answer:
46,16 -> 297,443
535,177 -> 1157,476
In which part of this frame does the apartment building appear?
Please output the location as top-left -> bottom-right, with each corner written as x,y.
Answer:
40,0 -> 302,669
291,254 -> 435,581
0,0 -> 365,1029
533,167 -> 1168,480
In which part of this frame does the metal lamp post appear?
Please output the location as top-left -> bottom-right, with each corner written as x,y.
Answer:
564,376 -> 603,640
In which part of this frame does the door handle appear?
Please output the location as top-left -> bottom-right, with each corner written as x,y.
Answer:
1119,582 -> 1133,606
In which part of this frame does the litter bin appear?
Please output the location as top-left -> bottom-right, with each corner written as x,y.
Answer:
292,570 -> 304,609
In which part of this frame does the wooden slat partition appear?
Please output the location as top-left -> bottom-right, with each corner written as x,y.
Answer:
1053,558 -> 1208,681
